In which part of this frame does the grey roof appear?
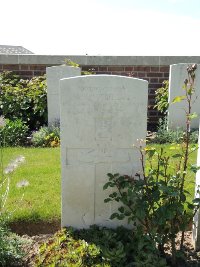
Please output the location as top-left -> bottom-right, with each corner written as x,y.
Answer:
0,45 -> 34,54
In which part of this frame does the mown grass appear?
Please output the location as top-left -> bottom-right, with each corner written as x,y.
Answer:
2,147 -> 61,223
1,144 -> 198,223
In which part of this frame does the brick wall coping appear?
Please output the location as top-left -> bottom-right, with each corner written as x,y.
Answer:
1,55 -> 200,66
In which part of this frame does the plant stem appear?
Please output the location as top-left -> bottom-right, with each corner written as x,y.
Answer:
180,231 -> 185,250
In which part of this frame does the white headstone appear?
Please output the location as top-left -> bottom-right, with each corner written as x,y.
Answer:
168,63 -> 200,129
60,75 -> 148,228
47,65 -> 81,125
193,122 -> 200,250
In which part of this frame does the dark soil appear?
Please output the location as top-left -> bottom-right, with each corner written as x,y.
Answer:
9,219 -> 60,236
164,232 -> 200,266
9,220 -> 60,266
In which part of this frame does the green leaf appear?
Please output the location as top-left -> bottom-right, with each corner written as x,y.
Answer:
188,112 -> 198,120
187,87 -> 194,96
103,182 -> 113,190
193,198 -> 200,204
145,147 -> 156,158
109,192 -> 118,198
110,213 -> 119,220
104,198 -> 112,203
118,206 -> 125,213
190,165 -> 200,174
187,203 -> 194,210
180,194 -> 186,202
135,208 -> 145,220
107,173 -> 114,179
117,214 -> 125,220
124,211 -> 131,216
172,95 -> 186,104
172,153 -> 182,158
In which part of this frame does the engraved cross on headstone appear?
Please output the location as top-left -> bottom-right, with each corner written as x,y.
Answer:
66,146 -> 132,166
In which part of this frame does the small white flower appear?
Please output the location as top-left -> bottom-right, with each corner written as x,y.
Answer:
15,155 -> 25,163
4,155 -> 25,174
4,165 -> 15,174
16,180 -> 29,188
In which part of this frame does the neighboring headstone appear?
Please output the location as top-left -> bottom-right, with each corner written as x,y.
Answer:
60,75 -> 148,228
168,63 -> 200,129
193,122 -> 200,250
46,65 -> 81,125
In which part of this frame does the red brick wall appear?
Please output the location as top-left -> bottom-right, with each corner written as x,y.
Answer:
0,64 -> 47,78
0,63 -> 170,130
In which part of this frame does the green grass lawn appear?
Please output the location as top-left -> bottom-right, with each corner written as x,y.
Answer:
2,147 -> 61,223
1,144 -> 198,224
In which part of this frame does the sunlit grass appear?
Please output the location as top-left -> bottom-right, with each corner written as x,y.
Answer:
2,147 -> 61,223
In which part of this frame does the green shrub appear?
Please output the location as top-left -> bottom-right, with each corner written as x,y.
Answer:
151,118 -> 198,144
0,71 -> 21,87
0,119 -> 29,146
0,72 -> 47,130
0,219 -> 25,267
33,226 -> 166,267
154,80 -> 169,114
31,126 -> 60,147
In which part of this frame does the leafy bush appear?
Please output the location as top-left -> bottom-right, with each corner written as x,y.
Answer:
0,71 -> 21,87
154,80 -> 169,114
190,130 -> 199,143
33,226 -> 166,267
103,64 -> 200,266
0,219 -> 25,267
0,119 -> 29,146
31,126 -> 60,147
0,71 -> 47,131
151,118 -> 198,144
